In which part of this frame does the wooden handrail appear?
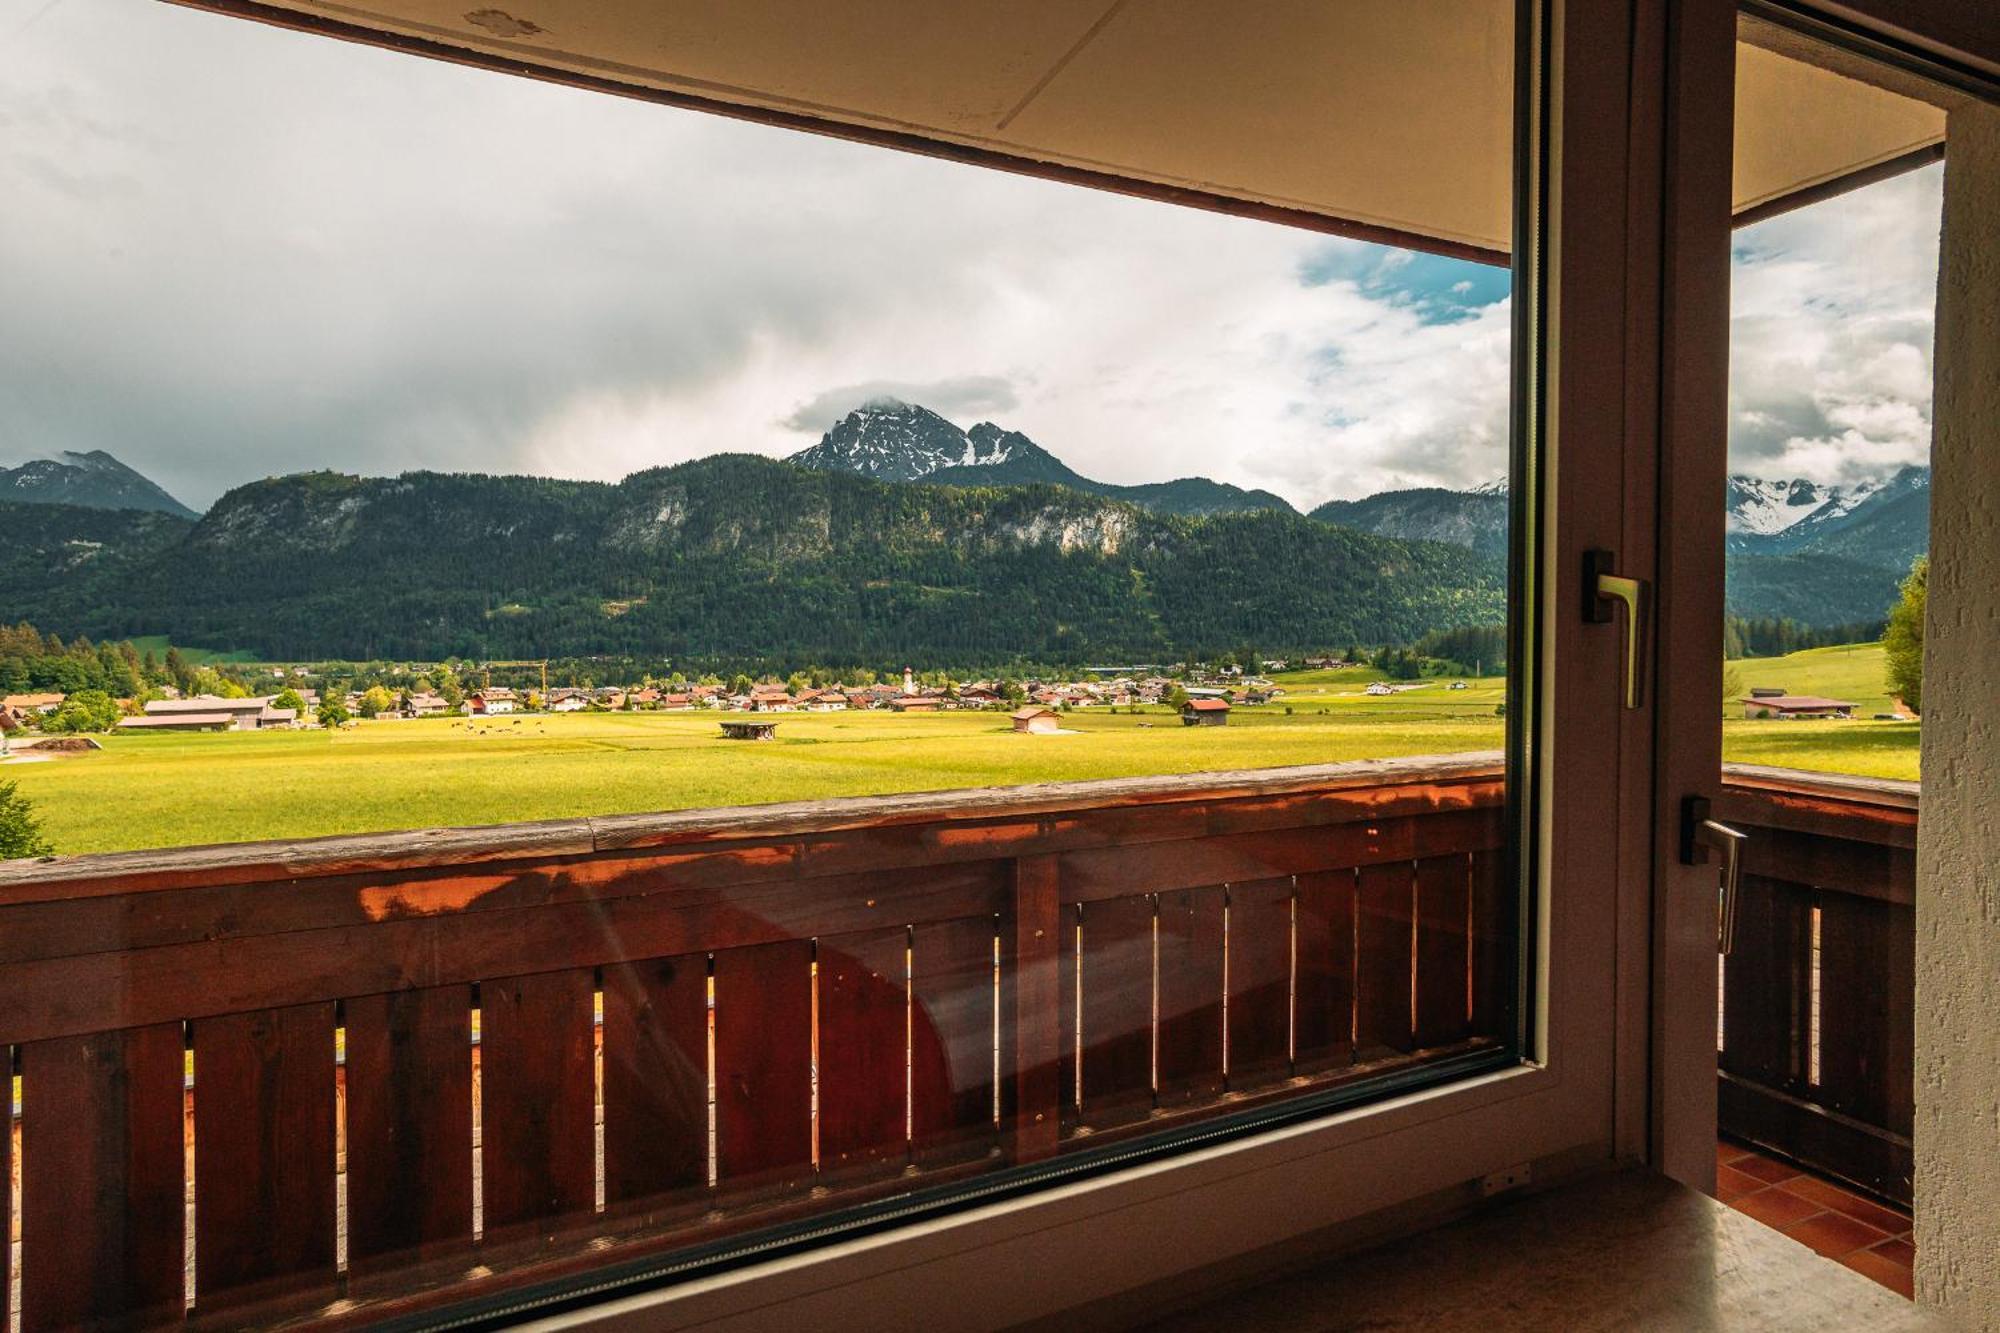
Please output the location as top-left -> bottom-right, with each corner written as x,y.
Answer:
0,751 -> 1504,900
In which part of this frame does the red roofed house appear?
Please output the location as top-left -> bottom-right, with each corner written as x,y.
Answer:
1181,698 -> 1231,727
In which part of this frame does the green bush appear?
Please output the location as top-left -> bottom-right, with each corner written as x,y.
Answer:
0,779 -> 53,859
43,689 -> 120,734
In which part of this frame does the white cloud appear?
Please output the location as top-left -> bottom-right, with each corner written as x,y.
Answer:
0,0 -> 1520,513
1,0 -> 1933,517
1727,165 -> 1941,485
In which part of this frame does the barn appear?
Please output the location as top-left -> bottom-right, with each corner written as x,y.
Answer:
1181,698 -> 1231,727
1011,706 -> 1060,734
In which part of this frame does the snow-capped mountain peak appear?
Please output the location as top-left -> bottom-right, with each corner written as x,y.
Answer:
0,448 -> 198,519
1727,476 -> 1832,536
784,399 -> 973,482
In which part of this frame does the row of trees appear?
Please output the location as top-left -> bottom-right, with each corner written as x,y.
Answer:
1723,615 -> 1885,660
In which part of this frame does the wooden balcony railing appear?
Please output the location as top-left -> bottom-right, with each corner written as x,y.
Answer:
0,754 -> 1512,1331
1716,764 -> 1919,1206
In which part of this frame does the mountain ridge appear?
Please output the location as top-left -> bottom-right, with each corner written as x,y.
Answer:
0,449 -> 198,520
4,457 -> 1504,663
1303,467 -> 1927,626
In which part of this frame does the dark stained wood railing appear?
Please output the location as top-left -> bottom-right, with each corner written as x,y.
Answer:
0,754 -> 1511,1331
1716,764 -> 1919,1206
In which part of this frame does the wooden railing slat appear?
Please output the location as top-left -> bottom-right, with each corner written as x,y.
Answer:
713,940 -> 812,1194
346,986 -> 474,1270
1720,876 -> 1810,1089
1005,855 -> 1062,1164
817,927 -> 911,1178
193,1003 -> 339,1310
1814,893 -> 1916,1136
1156,887 -> 1225,1107
1415,855 -> 1473,1048
1227,878 -> 1294,1089
601,954 -> 708,1214
1469,849 -> 1513,1040
910,916 -> 1000,1165
480,968 -> 597,1234
1073,894 -> 1156,1130
1354,862 -> 1416,1057
21,1023 -> 185,1332
1294,869 -> 1357,1072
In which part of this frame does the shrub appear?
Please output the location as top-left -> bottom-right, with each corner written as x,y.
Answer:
0,779 -> 53,859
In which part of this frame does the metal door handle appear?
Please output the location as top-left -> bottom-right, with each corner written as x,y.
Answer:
1584,550 -> 1647,710
1681,795 -> 1748,955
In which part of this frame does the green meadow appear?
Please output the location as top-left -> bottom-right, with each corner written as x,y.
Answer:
5,644 -> 1913,857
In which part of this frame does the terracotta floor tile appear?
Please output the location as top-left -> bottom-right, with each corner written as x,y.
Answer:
1733,1186 -> 1823,1231
1716,1163 -> 1763,1202
1783,1209 -> 1891,1260
1717,1140 -> 1755,1168
1872,1236 -> 1917,1267
1840,1246 -> 1915,1299
1731,1152 -> 1803,1186
1780,1174 -> 1912,1235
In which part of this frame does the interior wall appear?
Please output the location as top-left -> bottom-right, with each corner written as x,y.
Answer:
1913,95 -> 2000,1329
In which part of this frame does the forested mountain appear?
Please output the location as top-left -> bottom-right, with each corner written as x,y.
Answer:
0,450 -> 198,519
1304,468 -> 1928,627
1309,485 -> 1510,558
789,400 -> 1296,517
0,501 -> 192,613
11,457 -> 1502,663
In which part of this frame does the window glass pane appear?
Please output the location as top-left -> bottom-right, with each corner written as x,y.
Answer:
0,2 -> 1528,1324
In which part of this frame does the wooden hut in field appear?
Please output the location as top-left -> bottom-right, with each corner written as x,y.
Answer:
1011,706 -> 1060,734
719,719 -> 779,741
1181,698 -> 1230,727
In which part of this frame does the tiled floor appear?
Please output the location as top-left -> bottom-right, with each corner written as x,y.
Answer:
1717,1138 -> 1915,1298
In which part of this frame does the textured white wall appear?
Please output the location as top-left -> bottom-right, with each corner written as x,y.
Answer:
1914,99 -> 2000,1328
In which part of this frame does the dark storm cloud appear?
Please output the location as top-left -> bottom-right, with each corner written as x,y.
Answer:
0,0 -> 1070,507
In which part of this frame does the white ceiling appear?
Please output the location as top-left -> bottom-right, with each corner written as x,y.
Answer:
185,0 -> 1947,260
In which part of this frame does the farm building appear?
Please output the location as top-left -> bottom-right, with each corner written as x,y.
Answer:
468,689 -> 516,715
1181,698 -> 1230,727
1012,706 -> 1060,734
890,696 -> 941,713
1,693 -> 65,715
118,712 -> 235,733
140,696 -> 297,730
1741,695 -> 1857,720
718,719 -> 779,741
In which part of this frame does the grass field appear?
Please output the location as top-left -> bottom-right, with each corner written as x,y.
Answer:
125,635 -> 262,666
4,644 -> 1913,857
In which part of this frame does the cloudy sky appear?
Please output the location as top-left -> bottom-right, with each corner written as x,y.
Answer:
1,0 -> 1938,512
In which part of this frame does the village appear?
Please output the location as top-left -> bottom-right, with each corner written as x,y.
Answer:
0,660 -> 1340,740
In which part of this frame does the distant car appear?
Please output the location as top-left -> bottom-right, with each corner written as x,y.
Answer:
1449,681 -> 1469,690
1364,682 -> 1395,696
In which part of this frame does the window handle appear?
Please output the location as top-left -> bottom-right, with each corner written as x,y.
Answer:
1682,795 -> 1748,955
1584,549 -> 1647,710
